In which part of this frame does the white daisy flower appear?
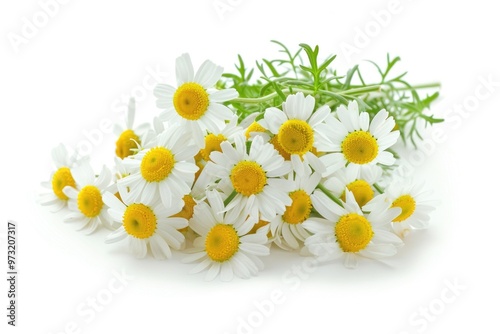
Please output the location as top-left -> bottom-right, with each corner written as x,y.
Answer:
154,53 -> 238,149
182,190 -> 270,281
198,115 -> 242,162
102,191 -> 187,259
322,165 -> 382,208
261,92 -> 333,175
366,179 -> 436,238
320,100 -> 400,178
62,161 -> 113,234
270,162 -> 322,250
303,189 -> 403,269
117,126 -> 199,209
114,98 -> 150,159
206,134 -> 294,225
39,144 -> 79,212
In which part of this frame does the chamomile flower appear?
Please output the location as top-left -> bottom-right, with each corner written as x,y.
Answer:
320,100 -> 399,178
303,189 -> 403,268
323,166 -> 382,208
199,115 -> 242,162
39,144 -> 79,212
262,92 -> 333,175
154,53 -> 238,149
103,191 -> 187,259
117,126 -> 198,209
114,98 -> 149,159
182,190 -> 270,281
269,163 -> 322,250
206,134 -> 294,225
368,180 -> 436,238
62,161 -> 113,234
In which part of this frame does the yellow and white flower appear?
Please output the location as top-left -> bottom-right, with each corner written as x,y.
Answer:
103,191 -> 187,259
262,92 -> 333,175
303,189 -> 403,268
182,190 -> 270,281
39,144 -> 78,212
320,101 -> 399,178
154,53 -> 238,149
366,179 -> 436,238
117,126 -> 198,210
322,166 -> 382,208
62,161 -> 113,234
114,98 -> 150,159
269,162 -> 322,250
205,134 -> 294,225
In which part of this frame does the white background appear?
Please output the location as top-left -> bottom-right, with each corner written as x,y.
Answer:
1,0 -> 499,333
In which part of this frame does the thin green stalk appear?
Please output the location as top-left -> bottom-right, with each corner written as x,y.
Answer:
317,183 -> 344,208
224,190 -> 238,206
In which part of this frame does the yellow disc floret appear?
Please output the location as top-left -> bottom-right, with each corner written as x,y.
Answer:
205,224 -> 240,262
200,134 -> 226,161
270,135 -> 291,160
173,195 -> 197,220
391,195 -> 416,222
173,82 -> 209,120
335,213 -> 373,253
77,185 -> 103,218
341,131 -> 379,164
283,190 -> 312,225
230,161 -> 267,196
341,180 -> 374,208
51,167 -> 76,200
249,219 -> 270,234
245,122 -> 266,139
123,203 -> 157,239
140,147 -> 175,182
115,129 -> 140,159
277,119 -> 314,156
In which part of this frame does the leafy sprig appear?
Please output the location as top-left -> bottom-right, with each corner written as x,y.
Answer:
219,41 -> 442,147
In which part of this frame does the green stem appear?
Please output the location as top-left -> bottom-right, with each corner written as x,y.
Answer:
317,183 -> 344,208
373,183 -> 384,194
230,88 -> 315,104
224,190 -> 238,207
391,82 -> 441,91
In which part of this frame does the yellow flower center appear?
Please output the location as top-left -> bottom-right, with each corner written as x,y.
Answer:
277,119 -> 314,156
270,135 -> 291,160
341,180 -> 374,208
230,161 -> 267,196
140,147 -> 175,182
341,131 -> 379,164
173,195 -> 197,220
173,82 -> 209,120
115,129 -> 140,159
205,224 -> 240,262
335,213 -> 373,253
200,134 -> 226,161
283,190 -> 312,225
123,203 -> 157,239
391,194 -> 416,222
51,167 -> 76,200
245,121 -> 266,139
249,219 -> 270,234
77,185 -> 103,218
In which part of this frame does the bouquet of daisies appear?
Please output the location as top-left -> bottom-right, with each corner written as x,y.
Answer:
40,42 -> 440,281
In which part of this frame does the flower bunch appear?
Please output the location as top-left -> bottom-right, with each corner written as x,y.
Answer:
40,43 -> 440,281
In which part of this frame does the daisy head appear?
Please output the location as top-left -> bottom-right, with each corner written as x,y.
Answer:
154,53 -> 238,149
322,165 -> 382,208
320,100 -> 400,178
39,144 -> 78,212
117,125 -> 199,209
270,162 -> 322,251
182,190 -> 270,281
262,92 -> 332,175
62,161 -> 113,234
205,134 -> 294,225
103,191 -> 187,259
303,189 -> 403,268
368,179 -> 436,238
114,98 -> 150,159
